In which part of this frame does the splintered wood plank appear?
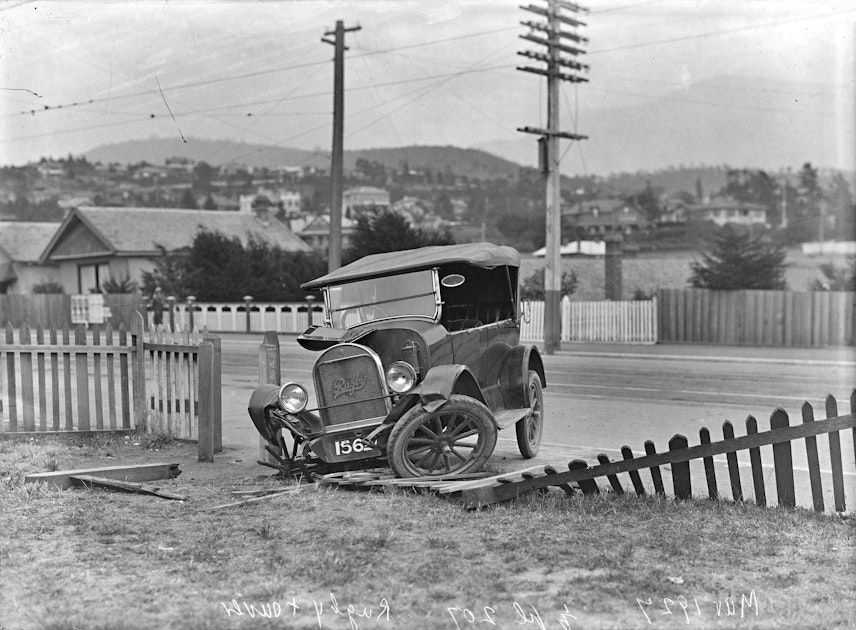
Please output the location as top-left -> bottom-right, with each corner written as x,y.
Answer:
26,463 -> 181,490
770,409 -> 795,508
70,475 -> 187,501
746,416 -> 767,508
825,395 -> 846,512
801,403 -> 823,513
596,454 -> 623,494
723,421 -> 743,502
699,427 -> 718,500
434,467 -> 547,494
644,440 -> 665,495
569,459 -> 599,495
621,446 -> 645,495
669,435 -> 691,500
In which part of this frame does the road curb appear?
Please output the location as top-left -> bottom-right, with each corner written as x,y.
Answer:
559,350 -> 855,368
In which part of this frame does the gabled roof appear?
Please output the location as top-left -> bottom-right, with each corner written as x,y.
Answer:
0,221 -> 59,263
302,242 -> 519,290
40,206 -> 309,263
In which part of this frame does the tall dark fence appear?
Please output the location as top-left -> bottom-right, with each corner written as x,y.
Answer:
658,289 -> 856,347
0,294 -> 145,329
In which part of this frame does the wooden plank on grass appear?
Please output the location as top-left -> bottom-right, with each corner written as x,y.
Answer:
669,435 -> 691,500
825,395 -> 846,512
770,408 -> 795,507
26,462 -> 181,490
644,440 -> 665,495
70,474 -> 186,501
699,427 -> 718,500
621,446 -> 645,495
801,403 -> 823,513
723,420 -> 743,501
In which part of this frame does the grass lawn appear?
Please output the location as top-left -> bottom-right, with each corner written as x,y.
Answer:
1,435 -> 855,630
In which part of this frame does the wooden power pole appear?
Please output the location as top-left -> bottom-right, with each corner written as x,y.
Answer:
518,0 -> 588,354
322,20 -> 361,273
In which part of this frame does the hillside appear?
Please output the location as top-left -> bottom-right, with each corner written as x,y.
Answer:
84,139 -> 523,181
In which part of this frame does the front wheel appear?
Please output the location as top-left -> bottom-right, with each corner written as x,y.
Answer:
516,370 -> 544,458
387,395 -> 498,478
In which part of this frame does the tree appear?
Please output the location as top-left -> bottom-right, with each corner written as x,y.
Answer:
519,270 -> 578,300
345,210 -> 453,263
689,225 -> 788,290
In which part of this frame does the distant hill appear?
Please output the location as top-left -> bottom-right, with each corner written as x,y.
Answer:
84,139 -> 523,181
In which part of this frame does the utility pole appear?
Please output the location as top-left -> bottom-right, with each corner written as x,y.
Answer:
518,0 -> 588,354
322,20 -> 361,273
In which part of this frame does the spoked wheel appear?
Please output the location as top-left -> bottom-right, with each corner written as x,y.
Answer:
516,370 -> 544,458
387,395 -> 498,478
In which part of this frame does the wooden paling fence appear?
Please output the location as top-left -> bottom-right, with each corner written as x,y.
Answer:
132,312 -> 222,461
322,391 -> 856,511
0,312 -> 222,462
0,322 -> 135,433
658,288 -> 856,347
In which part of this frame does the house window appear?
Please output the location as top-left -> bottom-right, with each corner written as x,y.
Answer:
78,263 -> 110,294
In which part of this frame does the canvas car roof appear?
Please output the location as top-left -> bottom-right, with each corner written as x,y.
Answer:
302,242 -> 520,290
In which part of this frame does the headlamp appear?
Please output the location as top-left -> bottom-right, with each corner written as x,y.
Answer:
278,382 -> 308,414
385,361 -> 417,394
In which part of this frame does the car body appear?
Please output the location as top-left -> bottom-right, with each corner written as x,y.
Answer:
247,242 -> 546,478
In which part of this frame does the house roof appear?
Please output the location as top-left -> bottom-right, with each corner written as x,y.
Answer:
302,242 -> 519,290
40,206 -> 309,263
0,221 -> 59,263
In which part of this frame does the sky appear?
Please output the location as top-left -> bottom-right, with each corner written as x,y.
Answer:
1,0 -> 854,175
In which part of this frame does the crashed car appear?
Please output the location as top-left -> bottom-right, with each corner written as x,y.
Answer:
248,242 -> 545,478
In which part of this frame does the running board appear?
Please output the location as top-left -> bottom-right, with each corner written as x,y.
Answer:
493,408 -> 528,429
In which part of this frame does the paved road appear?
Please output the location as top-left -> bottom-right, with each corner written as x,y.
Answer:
216,334 -> 856,511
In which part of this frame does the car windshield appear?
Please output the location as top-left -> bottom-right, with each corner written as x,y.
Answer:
326,269 -> 438,328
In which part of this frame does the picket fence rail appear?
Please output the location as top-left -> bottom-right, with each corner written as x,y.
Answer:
323,391 -> 856,512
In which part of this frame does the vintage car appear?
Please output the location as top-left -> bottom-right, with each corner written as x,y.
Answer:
248,242 -> 546,478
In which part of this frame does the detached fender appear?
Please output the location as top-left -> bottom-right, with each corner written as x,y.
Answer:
247,384 -> 281,443
412,364 -> 486,412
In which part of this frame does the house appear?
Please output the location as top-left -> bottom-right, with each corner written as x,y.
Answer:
297,214 -> 357,253
565,199 -> 650,236
688,196 -> 768,227
39,207 -> 310,294
0,222 -> 61,294
343,186 -> 390,218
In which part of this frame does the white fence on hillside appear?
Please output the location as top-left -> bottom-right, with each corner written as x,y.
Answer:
159,298 -> 658,344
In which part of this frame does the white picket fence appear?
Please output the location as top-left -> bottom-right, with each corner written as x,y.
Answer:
162,298 -> 658,344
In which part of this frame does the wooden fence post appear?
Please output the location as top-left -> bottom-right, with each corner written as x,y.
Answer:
5,324 -> 18,431
668,435 -> 691,500
204,333 -> 223,453
259,331 -> 281,461
20,323 -> 34,431
723,421 -> 743,501
825,395 -> 846,513
746,416 -> 766,507
129,312 -> 147,431
801,403 -> 824,513
75,325 -> 90,431
699,427 -> 718,500
197,341 -> 215,462
770,409 -> 795,508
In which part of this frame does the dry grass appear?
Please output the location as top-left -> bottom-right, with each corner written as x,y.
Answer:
1,436 -> 854,630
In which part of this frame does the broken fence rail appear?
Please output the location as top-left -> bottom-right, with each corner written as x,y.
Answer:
323,391 -> 856,511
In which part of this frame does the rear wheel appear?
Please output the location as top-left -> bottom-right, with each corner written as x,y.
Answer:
516,370 -> 544,458
387,395 -> 498,478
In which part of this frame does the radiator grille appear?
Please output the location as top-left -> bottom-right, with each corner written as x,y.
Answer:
315,351 -> 388,426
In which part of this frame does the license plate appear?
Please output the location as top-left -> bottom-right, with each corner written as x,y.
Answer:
333,437 -> 377,456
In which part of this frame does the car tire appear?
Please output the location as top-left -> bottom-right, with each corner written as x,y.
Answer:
387,395 -> 498,478
515,370 -> 544,458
